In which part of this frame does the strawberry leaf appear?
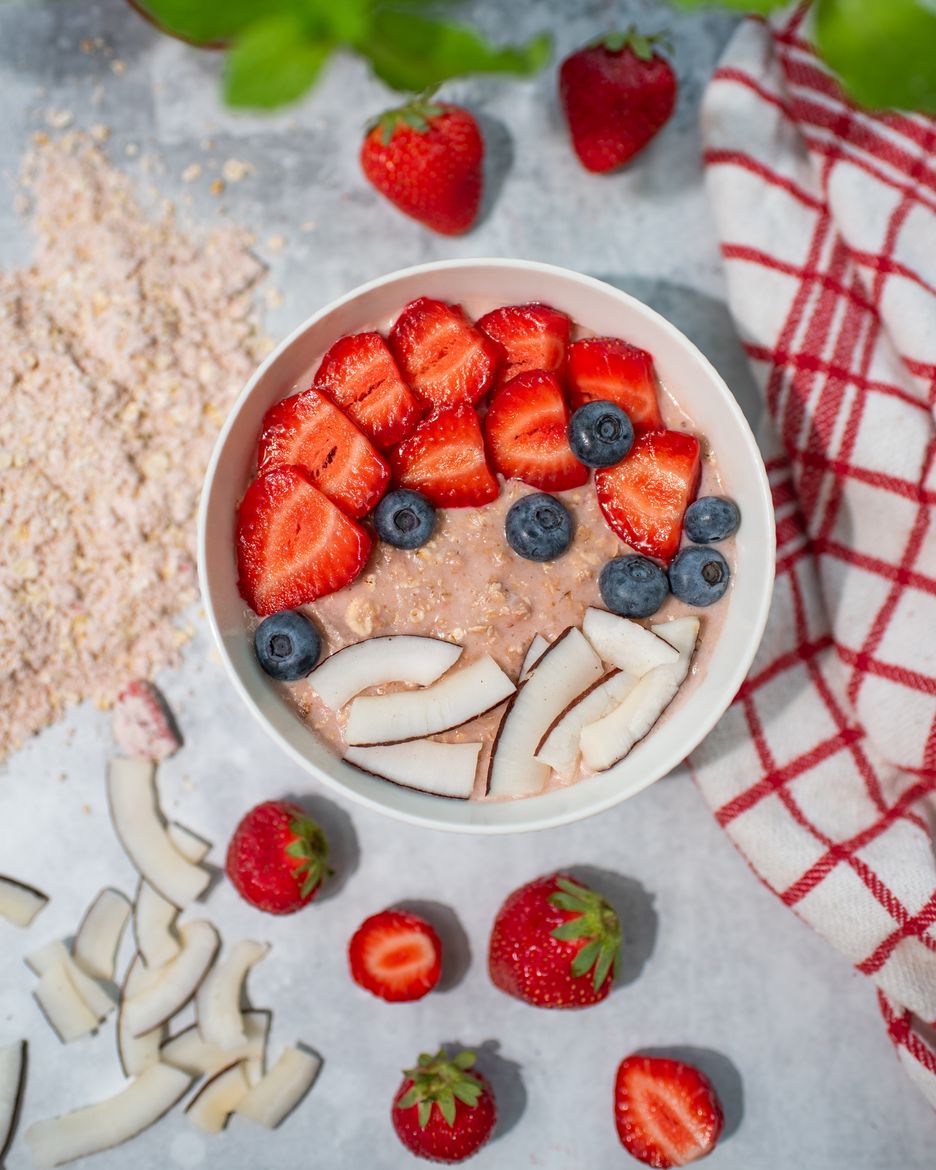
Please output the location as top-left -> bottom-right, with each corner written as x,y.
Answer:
453,1051 -> 476,1070
225,14 -> 331,109
570,937 -> 603,977
439,1092 -> 456,1126
417,1099 -> 432,1129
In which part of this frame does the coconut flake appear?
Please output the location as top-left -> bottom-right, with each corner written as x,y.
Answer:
309,635 -> 463,710
195,940 -> 269,1052
535,669 -> 637,778
185,1062 -> 248,1134
518,634 -> 549,682
107,758 -> 210,908
345,740 -> 481,799
24,1063 -> 193,1168
133,824 -> 211,970
0,1040 -> 26,1162
73,888 -> 131,982
235,1047 -> 321,1129
161,1011 -> 270,1079
33,962 -> 100,1043
117,955 -> 164,1077
582,607 -> 679,675
0,875 -> 48,928
26,941 -> 115,1020
121,920 -> 219,1038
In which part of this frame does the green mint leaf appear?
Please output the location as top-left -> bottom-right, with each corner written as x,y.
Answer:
225,14 -> 332,109
363,11 -> 550,92
130,0 -> 286,45
815,0 -> 936,113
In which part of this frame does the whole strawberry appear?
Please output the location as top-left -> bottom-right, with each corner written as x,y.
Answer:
225,800 -> 329,914
392,1049 -> 496,1164
559,28 -> 677,173
488,872 -> 620,1008
360,94 -> 483,236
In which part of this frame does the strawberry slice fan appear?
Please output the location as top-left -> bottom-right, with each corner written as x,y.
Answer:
692,4 -> 935,1104
694,6 -> 936,1106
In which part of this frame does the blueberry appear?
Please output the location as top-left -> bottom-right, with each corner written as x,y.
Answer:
506,493 -> 573,562
668,546 -> 730,606
374,489 -> 436,550
684,496 -> 740,544
567,400 -> 634,468
254,610 -> 322,681
599,555 -> 669,618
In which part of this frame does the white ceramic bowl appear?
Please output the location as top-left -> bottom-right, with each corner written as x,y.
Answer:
198,259 -> 774,834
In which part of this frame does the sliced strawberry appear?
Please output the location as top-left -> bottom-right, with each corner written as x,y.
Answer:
257,386 -> 389,520
595,429 -> 701,562
484,369 -> 588,492
348,909 -> 442,1002
614,1055 -> 724,1168
313,331 -> 422,450
236,465 -> 371,616
390,400 -> 499,508
389,297 -> 500,409
567,337 -> 663,432
477,302 -> 571,386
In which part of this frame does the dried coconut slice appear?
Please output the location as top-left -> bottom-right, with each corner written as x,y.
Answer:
122,920 -> 220,1038
345,740 -> 481,799
107,758 -> 210,908
0,1040 -> 26,1162
196,940 -> 269,1052
519,634 -> 549,682
582,607 -> 679,675
487,628 -> 603,798
161,1011 -> 271,1079
117,955 -> 164,1077
0,875 -> 48,928
580,617 -> 700,772
73,888 -> 132,982
33,962 -> 100,1043
535,669 -> 637,778
345,655 -> 515,746
309,636 -> 463,710
24,1063 -> 193,1169
235,1047 -> 321,1129
185,1061 -> 248,1134
133,824 -> 212,970
26,941 -> 115,1020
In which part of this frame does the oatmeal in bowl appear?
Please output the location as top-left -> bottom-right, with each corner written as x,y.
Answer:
199,260 -> 774,833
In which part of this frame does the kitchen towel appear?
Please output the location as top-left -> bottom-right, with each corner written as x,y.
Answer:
694,4 -> 936,1106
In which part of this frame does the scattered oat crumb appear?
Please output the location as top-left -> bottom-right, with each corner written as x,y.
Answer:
222,158 -> 253,183
0,133 -> 266,758
111,59 -> 126,75
181,162 -> 202,183
264,288 -> 284,309
90,123 -> 111,143
80,38 -> 95,53
266,234 -> 285,252
31,131 -> 49,146
44,108 -> 74,130
124,142 -> 139,158
300,220 -> 317,233
210,178 -> 225,196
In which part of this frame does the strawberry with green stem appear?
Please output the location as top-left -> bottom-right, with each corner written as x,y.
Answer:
392,1048 -> 497,1163
225,800 -> 331,914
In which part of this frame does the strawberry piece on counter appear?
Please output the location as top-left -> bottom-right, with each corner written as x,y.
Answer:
257,386 -> 389,520
313,331 -> 421,450
389,297 -> 501,410
614,1054 -> 724,1168
392,1049 -> 496,1163
484,369 -> 588,492
112,680 -> 182,761
567,337 -> 663,433
390,401 -> 499,509
488,872 -> 620,1008
477,302 -> 572,386
236,465 -> 372,615
360,96 -> 484,236
226,800 -> 330,915
560,28 -> 677,174
349,909 -> 442,1002
595,429 -> 701,562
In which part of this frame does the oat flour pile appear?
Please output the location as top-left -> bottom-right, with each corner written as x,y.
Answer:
0,133 -> 266,757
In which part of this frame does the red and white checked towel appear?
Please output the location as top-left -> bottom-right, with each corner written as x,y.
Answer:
692,6 -> 936,1106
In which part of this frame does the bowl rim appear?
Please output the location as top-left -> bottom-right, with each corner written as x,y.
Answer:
197,257 -> 776,834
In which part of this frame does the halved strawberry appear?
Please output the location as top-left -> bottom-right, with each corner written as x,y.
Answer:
484,370 -> 588,492
390,401 -> 499,508
389,297 -> 500,409
567,338 -> 663,432
614,1055 -> 724,1168
257,386 -> 389,520
348,909 -> 442,1002
477,302 -> 571,386
595,429 -> 700,562
236,465 -> 371,616
313,331 -> 421,449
